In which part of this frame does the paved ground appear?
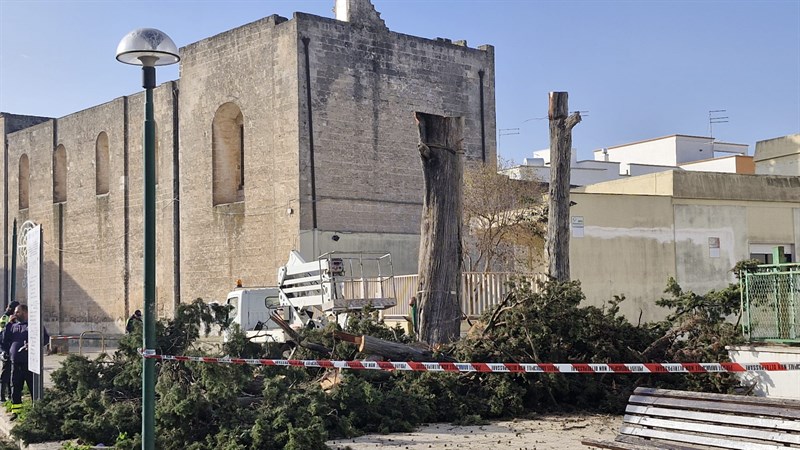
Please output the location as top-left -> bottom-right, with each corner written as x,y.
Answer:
326,414 -> 620,450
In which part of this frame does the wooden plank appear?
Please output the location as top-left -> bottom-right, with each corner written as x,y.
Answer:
626,404 -> 800,433
627,395 -> 800,419
615,435 -> 708,450
581,438 -> 661,449
623,414 -> 800,445
634,387 -> 800,409
619,425 -> 788,450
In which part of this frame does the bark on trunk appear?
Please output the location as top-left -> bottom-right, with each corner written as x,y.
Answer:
333,330 -> 439,361
359,335 -> 435,361
414,112 -> 464,345
546,92 -> 581,282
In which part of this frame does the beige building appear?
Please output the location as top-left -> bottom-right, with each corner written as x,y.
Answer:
754,133 -> 800,176
1,0 -> 496,334
569,170 -> 800,322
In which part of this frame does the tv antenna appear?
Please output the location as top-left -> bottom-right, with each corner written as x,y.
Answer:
498,128 -> 520,151
708,110 -> 728,138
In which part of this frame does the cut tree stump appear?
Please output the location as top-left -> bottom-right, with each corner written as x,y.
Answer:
546,92 -> 581,282
414,112 -> 465,346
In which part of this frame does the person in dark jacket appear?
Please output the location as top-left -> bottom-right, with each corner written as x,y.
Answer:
1,304 -> 48,419
126,310 -> 142,334
0,301 -> 19,402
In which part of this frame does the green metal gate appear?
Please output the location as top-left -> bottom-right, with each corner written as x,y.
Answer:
742,263 -> 800,343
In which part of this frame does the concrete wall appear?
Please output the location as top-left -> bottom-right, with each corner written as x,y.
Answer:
569,192 -> 676,322
298,230 -> 419,276
571,171 -> 800,323
672,203 -> 747,294
754,134 -> 800,176
728,345 -> 800,399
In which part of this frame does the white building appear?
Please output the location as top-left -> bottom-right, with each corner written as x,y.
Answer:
506,134 -> 753,185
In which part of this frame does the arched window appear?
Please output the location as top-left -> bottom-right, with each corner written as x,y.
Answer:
212,102 -> 244,205
53,144 -> 67,203
19,154 -> 29,210
96,132 -> 110,195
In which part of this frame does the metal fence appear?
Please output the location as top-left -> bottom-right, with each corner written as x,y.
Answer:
742,263 -> 800,343
375,272 -> 546,319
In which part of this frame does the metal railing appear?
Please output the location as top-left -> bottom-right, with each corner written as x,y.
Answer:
742,263 -> 800,343
371,272 -> 546,319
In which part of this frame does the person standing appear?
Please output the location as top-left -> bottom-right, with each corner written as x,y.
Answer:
2,304 -> 48,419
0,301 -> 19,402
126,310 -> 142,334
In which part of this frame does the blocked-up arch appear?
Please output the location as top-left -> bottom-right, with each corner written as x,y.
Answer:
53,144 -> 67,203
212,102 -> 244,205
96,132 -> 110,195
19,154 -> 30,210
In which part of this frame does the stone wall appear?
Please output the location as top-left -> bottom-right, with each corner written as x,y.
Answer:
1,2 -> 499,331
178,15 -> 301,303
1,113 -> 52,309
296,12 -> 496,240
2,85 -> 178,333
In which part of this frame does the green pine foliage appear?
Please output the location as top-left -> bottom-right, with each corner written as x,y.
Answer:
12,274 -> 747,448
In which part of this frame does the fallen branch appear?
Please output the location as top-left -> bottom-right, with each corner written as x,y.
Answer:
269,312 -> 332,357
333,330 -> 441,362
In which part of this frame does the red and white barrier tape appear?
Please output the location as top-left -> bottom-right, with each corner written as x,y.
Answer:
140,353 -> 800,373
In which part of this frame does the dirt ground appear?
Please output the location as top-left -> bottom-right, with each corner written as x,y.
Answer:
326,414 -> 620,450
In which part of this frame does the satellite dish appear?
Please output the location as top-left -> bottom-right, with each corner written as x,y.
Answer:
17,220 -> 36,265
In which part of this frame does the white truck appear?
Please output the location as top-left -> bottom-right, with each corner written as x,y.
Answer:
225,251 -> 397,343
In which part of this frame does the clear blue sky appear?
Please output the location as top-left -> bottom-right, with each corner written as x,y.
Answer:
1,0 -> 798,163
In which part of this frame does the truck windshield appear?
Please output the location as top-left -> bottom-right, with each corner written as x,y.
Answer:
227,297 -> 238,320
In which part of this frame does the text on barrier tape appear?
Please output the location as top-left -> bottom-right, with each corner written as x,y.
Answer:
139,353 -> 800,374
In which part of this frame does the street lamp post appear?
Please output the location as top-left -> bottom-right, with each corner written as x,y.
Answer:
116,28 -> 180,450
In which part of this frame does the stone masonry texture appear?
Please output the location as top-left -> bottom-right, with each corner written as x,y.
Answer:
0,0 -> 496,334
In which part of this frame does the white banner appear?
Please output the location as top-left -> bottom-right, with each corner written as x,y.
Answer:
27,225 -> 42,374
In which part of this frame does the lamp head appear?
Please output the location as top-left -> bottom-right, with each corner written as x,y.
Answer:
116,28 -> 180,67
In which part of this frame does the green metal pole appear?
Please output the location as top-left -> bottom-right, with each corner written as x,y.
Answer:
9,218 -> 16,306
142,63 -> 157,450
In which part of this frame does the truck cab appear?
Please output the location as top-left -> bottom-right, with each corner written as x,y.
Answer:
225,286 -> 286,342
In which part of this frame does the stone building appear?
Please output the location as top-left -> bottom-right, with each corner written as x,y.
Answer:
0,0 -> 496,334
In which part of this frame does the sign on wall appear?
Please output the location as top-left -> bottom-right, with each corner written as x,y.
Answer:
571,216 -> 584,238
708,237 -> 721,258
27,224 -> 42,375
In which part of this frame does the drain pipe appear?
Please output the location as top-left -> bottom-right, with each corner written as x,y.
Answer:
302,37 -> 318,256
478,69 -> 486,163
171,81 -> 181,315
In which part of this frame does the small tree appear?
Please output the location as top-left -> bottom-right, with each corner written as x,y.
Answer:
463,160 -> 545,272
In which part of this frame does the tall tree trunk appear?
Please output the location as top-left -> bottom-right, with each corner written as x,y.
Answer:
546,92 -> 581,282
414,112 -> 464,345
